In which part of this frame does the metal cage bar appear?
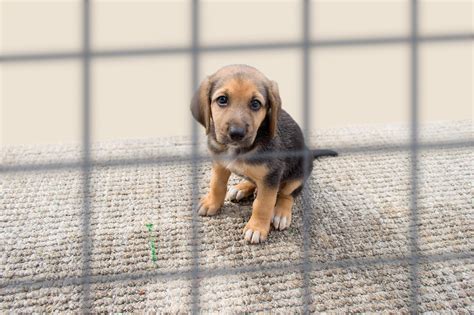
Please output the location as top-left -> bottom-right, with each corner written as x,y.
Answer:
1,140 -> 473,174
3,250 -> 471,292
1,33 -> 472,63
409,0 -> 420,312
80,0 -> 92,312
190,0 -> 201,312
301,0 -> 313,312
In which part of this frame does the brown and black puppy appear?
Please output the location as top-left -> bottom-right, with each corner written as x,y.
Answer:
191,64 -> 336,244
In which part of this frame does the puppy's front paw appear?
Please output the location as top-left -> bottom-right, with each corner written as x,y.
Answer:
272,198 -> 293,230
243,217 -> 271,244
272,213 -> 291,231
226,187 -> 248,202
272,206 -> 292,230
197,194 -> 223,216
226,181 -> 256,202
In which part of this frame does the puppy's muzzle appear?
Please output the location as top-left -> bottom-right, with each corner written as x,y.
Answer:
228,125 -> 246,142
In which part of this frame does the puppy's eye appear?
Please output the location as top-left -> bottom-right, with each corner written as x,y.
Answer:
216,96 -> 228,106
250,99 -> 261,111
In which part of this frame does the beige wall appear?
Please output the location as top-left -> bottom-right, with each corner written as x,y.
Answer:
1,0 -> 472,146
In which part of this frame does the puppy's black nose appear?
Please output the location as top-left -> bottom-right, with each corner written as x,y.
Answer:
228,126 -> 246,141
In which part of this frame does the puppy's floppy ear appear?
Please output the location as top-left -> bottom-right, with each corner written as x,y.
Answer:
266,80 -> 282,138
190,76 -> 212,134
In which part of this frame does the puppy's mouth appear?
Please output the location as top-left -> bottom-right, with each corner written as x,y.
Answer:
216,133 -> 254,149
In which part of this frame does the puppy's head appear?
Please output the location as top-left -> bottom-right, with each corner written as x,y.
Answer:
190,65 -> 281,149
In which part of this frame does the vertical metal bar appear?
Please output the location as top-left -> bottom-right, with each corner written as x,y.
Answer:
409,0 -> 420,313
301,0 -> 312,312
81,0 -> 92,312
190,0 -> 201,313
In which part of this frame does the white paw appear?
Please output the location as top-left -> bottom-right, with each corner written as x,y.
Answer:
226,187 -> 247,202
272,215 -> 291,230
196,197 -> 221,216
244,229 -> 266,244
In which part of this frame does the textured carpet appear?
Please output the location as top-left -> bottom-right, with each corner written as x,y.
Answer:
1,121 -> 472,313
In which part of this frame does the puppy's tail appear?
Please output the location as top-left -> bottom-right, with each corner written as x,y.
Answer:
312,149 -> 338,159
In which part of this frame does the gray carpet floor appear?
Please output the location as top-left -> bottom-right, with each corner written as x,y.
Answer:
1,121 -> 472,313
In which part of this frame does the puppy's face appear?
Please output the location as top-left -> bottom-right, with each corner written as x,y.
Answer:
190,65 -> 281,150
210,77 -> 267,148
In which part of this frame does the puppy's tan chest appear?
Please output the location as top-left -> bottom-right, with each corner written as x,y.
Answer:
219,159 -> 268,183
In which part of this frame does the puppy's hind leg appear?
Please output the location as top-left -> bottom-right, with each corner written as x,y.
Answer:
272,180 -> 302,230
226,179 -> 256,202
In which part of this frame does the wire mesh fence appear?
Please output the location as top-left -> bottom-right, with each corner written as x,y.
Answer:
1,0 -> 473,313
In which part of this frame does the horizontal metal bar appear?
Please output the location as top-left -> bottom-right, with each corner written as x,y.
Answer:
1,139 -> 472,174
1,251 -> 471,293
0,51 -> 82,63
311,32 -> 473,48
0,33 -> 471,63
